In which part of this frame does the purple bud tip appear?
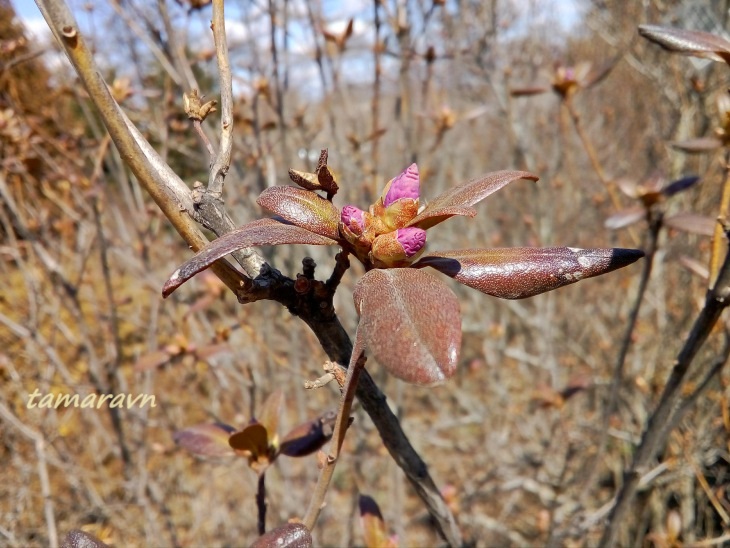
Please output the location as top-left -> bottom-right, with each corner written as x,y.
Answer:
396,227 -> 426,257
384,164 -> 420,206
341,205 -> 365,228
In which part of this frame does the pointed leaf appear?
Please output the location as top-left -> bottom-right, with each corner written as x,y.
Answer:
359,495 -> 396,548
413,247 -> 645,299
279,410 -> 337,457
407,170 -> 538,229
669,137 -> 722,153
257,186 -> 341,240
353,269 -> 461,385
639,25 -> 730,64
510,85 -> 549,97
664,213 -> 716,236
162,219 -> 337,297
257,390 -> 283,447
678,254 -> 709,280
662,175 -> 700,197
173,423 -> 237,458
62,530 -> 109,548
249,523 -> 312,548
605,207 -> 646,230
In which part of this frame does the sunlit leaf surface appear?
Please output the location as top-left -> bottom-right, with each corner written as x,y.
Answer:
162,219 -> 337,297
639,25 -> 730,64
407,170 -> 538,229
249,523 -> 312,548
414,247 -> 645,299
257,186 -> 341,240
353,268 -> 461,385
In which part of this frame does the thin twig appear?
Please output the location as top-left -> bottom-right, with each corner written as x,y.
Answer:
302,351 -> 366,530
256,472 -> 267,535
599,238 -> 730,547
0,402 -> 58,548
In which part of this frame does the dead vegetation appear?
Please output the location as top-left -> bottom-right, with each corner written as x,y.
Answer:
1,0 -> 729,546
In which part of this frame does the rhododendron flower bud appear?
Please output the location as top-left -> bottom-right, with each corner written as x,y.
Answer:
383,163 -> 420,206
370,227 -> 427,268
341,205 -> 366,235
372,164 -> 420,231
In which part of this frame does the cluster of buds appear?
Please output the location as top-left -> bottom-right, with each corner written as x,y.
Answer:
339,164 -> 426,268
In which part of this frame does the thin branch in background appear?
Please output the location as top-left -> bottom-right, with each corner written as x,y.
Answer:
599,236 -> 730,547
0,402 -> 58,548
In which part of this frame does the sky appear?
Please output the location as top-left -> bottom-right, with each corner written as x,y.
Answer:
10,0 -> 584,100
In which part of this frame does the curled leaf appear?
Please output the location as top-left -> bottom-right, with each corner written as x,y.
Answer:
414,247 -> 645,299
257,186 -> 341,240
162,219 -> 337,297
173,423 -> 237,458
249,523 -> 312,548
407,170 -> 538,229
638,25 -> 730,64
279,410 -> 337,457
359,495 -> 397,548
353,268 -> 461,385
605,207 -> 646,230
229,422 -> 272,470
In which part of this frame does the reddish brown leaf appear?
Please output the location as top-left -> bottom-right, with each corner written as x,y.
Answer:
257,186 -> 341,240
604,207 -> 646,230
413,247 -> 644,299
162,219 -> 337,297
664,213 -> 716,236
510,86 -> 549,97
173,423 -> 237,458
353,269 -> 461,385
279,410 -> 337,457
407,170 -> 538,229
62,530 -> 109,548
639,25 -> 730,64
249,523 -> 312,548
669,137 -> 723,153
359,495 -> 396,548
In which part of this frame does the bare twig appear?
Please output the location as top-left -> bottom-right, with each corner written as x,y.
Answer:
0,402 -> 58,548
302,351 -> 366,530
599,237 -> 730,547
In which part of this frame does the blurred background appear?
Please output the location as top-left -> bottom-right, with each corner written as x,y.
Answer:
1,0 -> 728,546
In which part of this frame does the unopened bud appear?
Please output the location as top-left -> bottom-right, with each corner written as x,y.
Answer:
370,227 -> 427,267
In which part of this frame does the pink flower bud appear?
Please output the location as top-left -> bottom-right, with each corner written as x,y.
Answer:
396,227 -> 427,257
370,227 -> 427,268
341,205 -> 365,233
384,164 -> 420,206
